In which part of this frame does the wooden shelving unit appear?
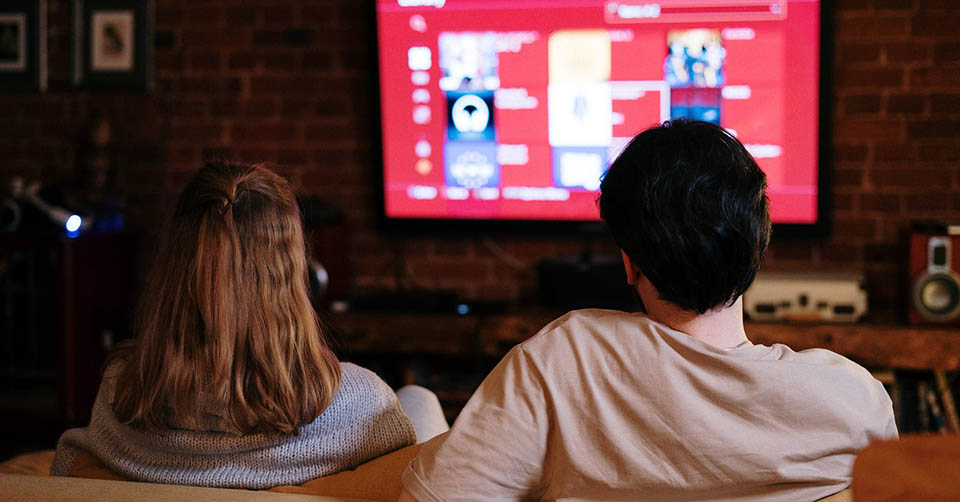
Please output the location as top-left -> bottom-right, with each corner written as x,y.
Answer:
331,310 -> 960,371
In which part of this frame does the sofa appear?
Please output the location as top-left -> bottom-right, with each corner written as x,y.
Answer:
0,443 -> 424,502
30,435 -> 960,501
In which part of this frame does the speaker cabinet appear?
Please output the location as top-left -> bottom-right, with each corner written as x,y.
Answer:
909,232 -> 960,325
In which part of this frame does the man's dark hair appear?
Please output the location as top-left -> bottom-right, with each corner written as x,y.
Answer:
598,119 -> 771,314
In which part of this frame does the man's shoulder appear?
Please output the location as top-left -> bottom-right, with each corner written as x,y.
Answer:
521,308 -> 646,344
515,309 -> 660,365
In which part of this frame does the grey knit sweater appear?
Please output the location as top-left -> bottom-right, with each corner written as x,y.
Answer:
50,362 -> 417,489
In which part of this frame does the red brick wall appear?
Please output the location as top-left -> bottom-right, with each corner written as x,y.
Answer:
3,0 -> 958,313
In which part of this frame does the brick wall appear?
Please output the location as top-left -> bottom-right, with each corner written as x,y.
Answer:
2,0 -> 958,314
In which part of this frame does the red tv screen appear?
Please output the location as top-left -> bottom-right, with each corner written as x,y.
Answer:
375,0 -> 823,225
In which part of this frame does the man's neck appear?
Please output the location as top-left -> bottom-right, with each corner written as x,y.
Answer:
643,295 -> 749,349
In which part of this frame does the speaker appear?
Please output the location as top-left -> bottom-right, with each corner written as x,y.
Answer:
908,230 -> 960,324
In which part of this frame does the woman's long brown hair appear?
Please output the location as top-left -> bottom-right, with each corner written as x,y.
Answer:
111,161 -> 341,435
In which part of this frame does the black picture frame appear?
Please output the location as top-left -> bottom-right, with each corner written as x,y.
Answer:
73,0 -> 152,90
0,0 -> 47,92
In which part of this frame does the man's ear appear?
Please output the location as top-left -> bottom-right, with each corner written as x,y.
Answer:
620,250 -> 641,286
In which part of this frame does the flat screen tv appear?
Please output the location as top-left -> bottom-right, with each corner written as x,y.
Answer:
373,0 -> 829,236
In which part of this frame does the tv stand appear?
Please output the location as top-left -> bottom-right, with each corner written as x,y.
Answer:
332,309 -> 960,371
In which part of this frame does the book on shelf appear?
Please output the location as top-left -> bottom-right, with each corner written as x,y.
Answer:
926,385 -> 948,433
918,380 -> 931,433
934,370 -> 960,433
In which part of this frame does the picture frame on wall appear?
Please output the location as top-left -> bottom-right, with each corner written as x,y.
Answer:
73,0 -> 152,90
0,0 -> 47,92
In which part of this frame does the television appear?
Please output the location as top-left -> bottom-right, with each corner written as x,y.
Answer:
372,0 -> 830,236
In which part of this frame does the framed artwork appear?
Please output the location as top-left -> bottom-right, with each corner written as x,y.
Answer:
73,0 -> 152,90
0,0 -> 47,91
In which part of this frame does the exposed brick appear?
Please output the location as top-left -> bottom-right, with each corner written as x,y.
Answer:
912,15 -> 957,37
155,8 -> 183,28
155,51 -> 184,72
907,120 -> 960,139
315,99 -> 353,117
282,98 -> 313,118
226,7 -> 259,26
210,99 -> 240,118
930,94 -> 960,114
432,239 -> 475,258
261,52 -> 299,71
408,259 -> 493,283
875,0 -> 914,9
263,7 -> 295,27
836,0 -> 871,10
832,217 -> 879,239
244,99 -> 280,117
860,193 -> 901,212
303,51 -> 335,70
180,77 -> 242,95
835,118 -> 905,141
228,52 -> 256,70
304,122 -> 360,142
934,43 -> 960,62
821,244 -> 862,263
769,244 -> 815,261
885,42 -> 930,63
232,124 -> 297,142
843,94 -> 883,115
840,43 -> 882,63
251,76 -> 323,93
276,149 -> 308,165
906,193 -> 950,211
253,29 -> 314,47
870,168 -> 952,187
835,68 -> 904,88
169,99 -> 208,117
886,94 -> 926,115
169,122 -> 224,144
180,29 -> 219,46
187,50 -> 221,71
918,0 -> 959,7
185,6 -> 222,26
836,16 -> 909,39
864,244 -> 899,263
874,143 -> 915,162
918,143 -> 960,161
911,68 -> 960,88
833,144 -> 869,162
5,0 -> 959,316
834,192 -> 855,212
834,169 -> 865,188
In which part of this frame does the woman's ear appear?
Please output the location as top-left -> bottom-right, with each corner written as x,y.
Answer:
620,250 -> 641,286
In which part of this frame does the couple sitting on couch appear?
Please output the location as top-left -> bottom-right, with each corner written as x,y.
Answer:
51,120 -> 897,502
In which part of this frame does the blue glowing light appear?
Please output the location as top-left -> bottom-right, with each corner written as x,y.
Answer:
456,303 -> 470,315
65,214 -> 82,233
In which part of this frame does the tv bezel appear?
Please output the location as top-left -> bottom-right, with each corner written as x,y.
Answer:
368,0 -> 832,239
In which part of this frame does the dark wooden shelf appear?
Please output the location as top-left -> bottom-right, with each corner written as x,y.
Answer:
331,311 -> 960,371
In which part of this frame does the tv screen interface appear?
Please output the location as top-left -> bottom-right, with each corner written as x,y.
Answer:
376,0 -> 822,225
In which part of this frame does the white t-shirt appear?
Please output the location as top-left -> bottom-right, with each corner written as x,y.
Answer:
402,309 -> 897,502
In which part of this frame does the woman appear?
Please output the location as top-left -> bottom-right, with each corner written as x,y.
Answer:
51,162 -> 445,489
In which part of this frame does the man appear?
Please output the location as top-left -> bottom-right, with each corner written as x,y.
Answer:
399,120 -> 897,501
